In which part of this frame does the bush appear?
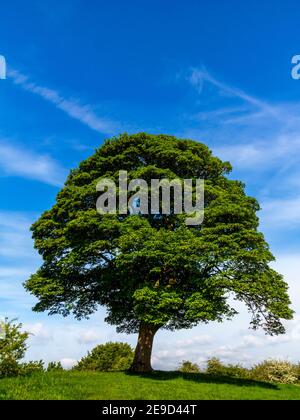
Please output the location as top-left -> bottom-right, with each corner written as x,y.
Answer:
293,363 -> 300,382
205,358 -> 224,376
21,360 -> 44,375
221,365 -> 250,379
177,360 -> 201,373
73,342 -> 134,372
47,361 -> 64,372
0,319 -> 45,378
0,319 -> 29,378
251,360 -> 298,384
203,358 -> 300,384
0,357 -> 21,378
205,358 -> 250,379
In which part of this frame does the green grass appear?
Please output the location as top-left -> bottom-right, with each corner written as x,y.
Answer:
0,370 -> 300,400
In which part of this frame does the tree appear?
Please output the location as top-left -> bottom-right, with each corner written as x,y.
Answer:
177,360 -> 201,373
73,342 -> 134,372
47,361 -> 64,372
0,319 -> 29,377
25,133 -> 293,372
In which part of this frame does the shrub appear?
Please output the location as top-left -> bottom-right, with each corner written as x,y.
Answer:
47,361 -> 64,372
0,319 -> 45,378
293,363 -> 300,382
73,342 -> 134,372
205,358 -> 250,379
0,357 -> 21,378
0,319 -> 29,378
21,360 -> 44,375
177,360 -> 201,373
206,358 -> 224,376
221,364 -> 250,379
251,360 -> 298,384
203,358 -> 300,384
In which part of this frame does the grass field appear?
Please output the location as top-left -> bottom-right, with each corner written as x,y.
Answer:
0,371 -> 300,400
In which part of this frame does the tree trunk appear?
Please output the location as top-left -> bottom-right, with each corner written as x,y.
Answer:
130,323 -> 159,373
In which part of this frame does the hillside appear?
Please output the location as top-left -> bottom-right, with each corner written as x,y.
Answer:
0,371 -> 300,400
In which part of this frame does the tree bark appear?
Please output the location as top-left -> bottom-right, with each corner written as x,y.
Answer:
130,323 -> 159,373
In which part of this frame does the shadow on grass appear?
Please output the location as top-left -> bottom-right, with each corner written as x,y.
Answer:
125,370 -> 278,390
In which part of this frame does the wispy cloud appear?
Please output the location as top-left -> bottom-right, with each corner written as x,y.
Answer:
187,67 -> 275,113
213,132 -> 300,170
261,196 -> 300,227
0,268 -> 35,308
8,68 -> 120,135
76,329 -> 105,344
185,68 -> 300,182
0,211 -> 40,314
24,322 -> 52,345
176,335 -> 212,347
0,141 -> 67,186
0,267 -> 32,279
0,211 -> 39,260
182,68 -> 300,243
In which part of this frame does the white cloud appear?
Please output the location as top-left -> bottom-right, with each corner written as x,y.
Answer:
77,329 -> 104,344
203,344 -> 249,361
239,335 -> 264,349
0,141 -> 67,186
174,349 -> 188,358
22,314 -> 136,367
0,212 -> 40,311
154,350 -> 170,360
183,67 -> 300,242
214,143 -> 266,168
0,277 -> 35,314
260,196 -> 300,227
60,358 -> 77,369
214,131 -> 300,173
0,279 -> 26,300
176,335 -> 212,347
185,68 -> 300,175
0,212 -> 32,230
0,212 -> 39,260
187,68 -> 274,113
0,267 -> 32,279
8,68 -> 120,135
25,323 -> 52,345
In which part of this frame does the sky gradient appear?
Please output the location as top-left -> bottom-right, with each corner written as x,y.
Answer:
1,0 -> 300,369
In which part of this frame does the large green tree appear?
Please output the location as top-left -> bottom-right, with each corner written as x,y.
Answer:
25,133 -> 293,372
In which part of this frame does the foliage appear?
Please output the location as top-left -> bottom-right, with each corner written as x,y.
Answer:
205,358 -> 300,384
251,360 -> 298,384
20,360 -> 44,375
294,363 -> 300,382
0,319 -> 45,378
25,133 -> 292,341
0,358 -> 20,378
177,360 -> 201,373
206,357 -> 224,375
206,358 -> 249,379
73,342 -> 134,372
0,319 -> 29,378
47,361 -> 64,372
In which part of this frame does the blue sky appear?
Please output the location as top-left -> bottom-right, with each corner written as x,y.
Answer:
1,0 -> 300,369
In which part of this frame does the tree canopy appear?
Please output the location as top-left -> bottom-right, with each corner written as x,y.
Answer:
73,342 -> 133,372
25,133 -> 293,371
